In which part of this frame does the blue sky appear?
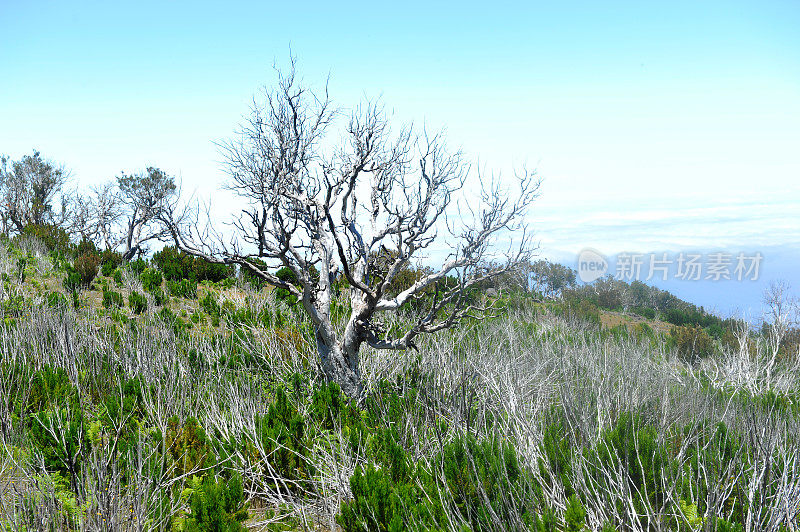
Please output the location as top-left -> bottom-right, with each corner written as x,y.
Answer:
1,1 -> 798,316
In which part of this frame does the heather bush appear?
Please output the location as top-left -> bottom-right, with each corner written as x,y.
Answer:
63,268 -> 82,292
180,473 -> 248,531
153,245 -> 232,282
128,291 -> 147,314
73,253 -> 100,287
128,257 -> 147,275
100,249 -> 123,276
19,223 -> 71,254
167,278 -> 198,299
669,324 -> 714,362
102,289 -> 124,309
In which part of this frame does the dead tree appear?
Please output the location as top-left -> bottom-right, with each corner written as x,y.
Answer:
117,167 -> 176,260
161,63 -> 539,397
71,182 -> 123,249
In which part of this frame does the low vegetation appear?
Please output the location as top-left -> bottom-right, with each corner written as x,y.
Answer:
0,236 -> 797,531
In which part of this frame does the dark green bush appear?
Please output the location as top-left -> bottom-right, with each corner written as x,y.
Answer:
239,258 -> 269,289
151,287 -> 167,306
46,290 -> 69,308
563,495 -> 587,532
200,292 -> 221,326
140,268 -> 163,293
102,289 -> 124,309
20,224 -> 71,254
128,291 -> 147,314
182,473 -> 248,531
557,298 -> 601,326
63,268 -> 82,293
538,418 -> 574,499
112,268 -> 123,287
164,416 -> 216,478
254,385 -> 312,490
158,307 -> 176,323
128,258 -> 147,275
15,255 -> 28,283
339,462 -> 432,532
275,266 -> 298,285
273,266 -> 301,305
167,278 -> 197,299
100,249 -> 123,276
631,306 -> 656,320
28,399 -> 88,489
153,246 -> 232,282
24,365 -> 76,413
93,377 -> 145,463
339,431 -> 538,531
584,413 -> 670,517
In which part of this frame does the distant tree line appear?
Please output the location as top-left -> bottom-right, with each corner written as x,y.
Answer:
0,151 -> 176,260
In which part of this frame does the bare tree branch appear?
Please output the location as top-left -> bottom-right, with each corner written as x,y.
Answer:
160,60 -> 538,397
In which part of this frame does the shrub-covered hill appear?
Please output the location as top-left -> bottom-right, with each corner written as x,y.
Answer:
0,237 -> 799,531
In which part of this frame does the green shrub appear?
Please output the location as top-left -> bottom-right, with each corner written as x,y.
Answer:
239,258 -> 276,290
538,418 -> 574,498
181,473 -> 248,531
339,432 -> 536,531
151,287 -> 167,306
585,412 -> 670,517
20,224 -> 71,254
140,268 -> 163,293
46,291 -> 69,308
73,253 -> 100,287
631,306 -> 656,320
28,400 -> 88,488
24,365 -> 76,413
339,462 -> 430,532
102,289 -> 124,309
74,238 -> 97,257
100,249 -> 123,276
158,307 -> 176,323
274,266 -> 300,304
200,292 -> 221,319
15,254 -> 28,283
669,325 -> 714,363
128,258 -> 147,275
633,322 -> 655,339
564,495 -> 587,532
91,377 -> 145,463
63,268 -> 82,293
558,298 -> 601,326
101,260 -> 114,277
254,386 -> 312,490
112,268 -> 123,287
153,246 -> 232,282
157,307 -> 187,335
167,278 -> 198,299
164,416 -> 215,478
128,291 -> 147,314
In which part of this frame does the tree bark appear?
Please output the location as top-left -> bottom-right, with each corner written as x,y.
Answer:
314,328 -> 361,398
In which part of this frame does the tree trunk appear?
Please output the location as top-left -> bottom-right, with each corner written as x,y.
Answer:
315,329 -> 361,398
